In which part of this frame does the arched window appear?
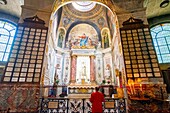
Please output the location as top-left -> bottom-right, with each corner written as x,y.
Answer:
0,20 -> 17,61
150,23 -> 170,63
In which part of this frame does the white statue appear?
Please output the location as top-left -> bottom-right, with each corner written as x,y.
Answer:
81,62 -> 86,79
105,64 -> 111,79
97,41 -> 101,49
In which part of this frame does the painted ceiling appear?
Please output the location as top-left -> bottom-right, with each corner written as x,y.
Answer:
0,0 -> 170,20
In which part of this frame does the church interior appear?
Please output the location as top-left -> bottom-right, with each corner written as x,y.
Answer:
0,0 -> 170,112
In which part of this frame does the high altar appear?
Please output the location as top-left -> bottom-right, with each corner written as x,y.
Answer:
47,17 -> 122,98
66,43 -> 116,97
68,48 -> 98,97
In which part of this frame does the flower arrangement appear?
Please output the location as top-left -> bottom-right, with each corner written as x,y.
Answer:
56,79 -> 59,84
107,80 -> 111,84
102,80 -> 106,84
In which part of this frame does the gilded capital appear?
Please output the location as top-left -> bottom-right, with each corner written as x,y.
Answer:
90,55 -> 96,59
72,55 -> 77,58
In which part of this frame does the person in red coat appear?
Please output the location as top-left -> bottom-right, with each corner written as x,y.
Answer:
90,87 -> 105,113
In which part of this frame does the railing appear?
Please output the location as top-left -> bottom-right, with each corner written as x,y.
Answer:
39,97 -> 126,113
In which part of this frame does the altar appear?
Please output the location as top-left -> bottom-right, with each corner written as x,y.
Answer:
67,49 -> 97,97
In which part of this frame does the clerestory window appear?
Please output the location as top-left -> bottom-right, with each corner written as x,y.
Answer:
0,20 -> 17,62
150,23 -> 170,63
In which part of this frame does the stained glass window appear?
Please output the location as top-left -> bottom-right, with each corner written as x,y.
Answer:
151,23 -> 170,63
0,20 -> 16,61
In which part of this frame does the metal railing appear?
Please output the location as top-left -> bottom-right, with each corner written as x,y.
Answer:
39,97 -> 126,113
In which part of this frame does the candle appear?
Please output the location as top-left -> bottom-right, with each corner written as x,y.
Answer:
132,83 -> 136,94
129,84 -> 133,95
140,84 -> 142,92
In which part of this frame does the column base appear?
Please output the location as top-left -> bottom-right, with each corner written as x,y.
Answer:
90,81 -> 97,85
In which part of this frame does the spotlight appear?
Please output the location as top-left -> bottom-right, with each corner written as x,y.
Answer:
160,0 -> 169,8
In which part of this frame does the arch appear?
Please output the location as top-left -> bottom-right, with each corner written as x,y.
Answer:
65,21 -> 101,47
52,1 -> 115,16
50,1 -> 119,48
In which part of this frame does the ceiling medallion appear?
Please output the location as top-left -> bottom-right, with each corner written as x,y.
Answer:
160,0 -> 169,8
0,0 -> 7,5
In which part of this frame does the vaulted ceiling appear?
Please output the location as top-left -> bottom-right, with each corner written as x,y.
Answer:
0,0 -> 24,17
0,0 -> 170,20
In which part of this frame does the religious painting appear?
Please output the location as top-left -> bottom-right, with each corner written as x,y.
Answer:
101,28 -> 111,49
57,28 -> 65,48
98,17 -> 105,27
67,23 -> 99,49
62,17 -> 71,27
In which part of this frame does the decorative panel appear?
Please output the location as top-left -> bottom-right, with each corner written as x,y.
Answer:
2,15 -> 48,83
120,17 -> 161,80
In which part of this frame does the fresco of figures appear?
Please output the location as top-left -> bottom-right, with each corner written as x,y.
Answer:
57,28 -> 65,48
101,28 -> 111,49
66,23 -> 99,49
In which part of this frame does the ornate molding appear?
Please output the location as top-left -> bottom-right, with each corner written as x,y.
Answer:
121,17 -> 148,29
52,0 -> 115,15
21,15 -> 47,28
64,4 -> 103,19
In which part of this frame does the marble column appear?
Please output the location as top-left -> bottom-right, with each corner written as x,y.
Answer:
70,55 -> 77,84
90,55 -> 95,83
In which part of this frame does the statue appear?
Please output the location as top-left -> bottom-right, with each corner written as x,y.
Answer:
81,62 -> 86,79
97,41 -> 101,49
105,64 -> 111,79
81,62 -> 87,84
54,74 -> 59,85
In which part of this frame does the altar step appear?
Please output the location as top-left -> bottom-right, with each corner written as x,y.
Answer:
68,94 -> 91,98
68,84 -> 97,95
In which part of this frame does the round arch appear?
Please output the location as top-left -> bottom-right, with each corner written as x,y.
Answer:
52,1 -> 115,16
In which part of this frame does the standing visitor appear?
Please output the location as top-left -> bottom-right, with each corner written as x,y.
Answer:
90,87 -> 105,113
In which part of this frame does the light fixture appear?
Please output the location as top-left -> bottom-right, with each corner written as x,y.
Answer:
0,0 -> 7,5
160,0 -> 169,8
